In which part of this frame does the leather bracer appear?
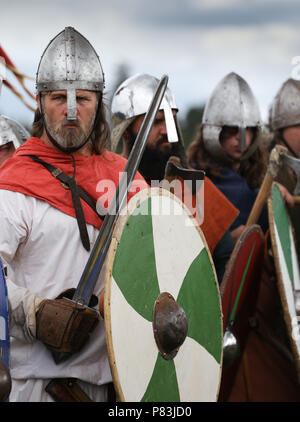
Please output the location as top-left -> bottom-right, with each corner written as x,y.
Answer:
36,298 -> 99,356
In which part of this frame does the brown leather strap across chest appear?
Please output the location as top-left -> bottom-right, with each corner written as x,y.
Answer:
25,154 -> 105,251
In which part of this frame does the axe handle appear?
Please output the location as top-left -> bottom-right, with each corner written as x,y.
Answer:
246,172 -> 274,226
164,156 -> 181,186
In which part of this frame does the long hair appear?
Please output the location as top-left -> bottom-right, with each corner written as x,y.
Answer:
187,124 -> 268,189
31,95 -> 110,155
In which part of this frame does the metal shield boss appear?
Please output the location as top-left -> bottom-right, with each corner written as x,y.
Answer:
218,225 -> 264,401
0,258 -> 11,402
268,183 -> 300,378
104,188 -> 223,402
202,72 -> 261,163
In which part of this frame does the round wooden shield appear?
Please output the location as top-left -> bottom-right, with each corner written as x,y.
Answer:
220,224 -> 264,333
104,187 -> 223,402
268,182 -> 300,377
218,224 -> 264,401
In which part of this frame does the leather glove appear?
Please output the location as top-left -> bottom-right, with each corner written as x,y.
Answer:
36,292 -> 99,363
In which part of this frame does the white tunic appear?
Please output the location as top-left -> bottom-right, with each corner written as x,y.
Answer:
0,190 -> 112,401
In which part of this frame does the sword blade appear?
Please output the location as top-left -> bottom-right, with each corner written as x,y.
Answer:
72,74 -> 169,306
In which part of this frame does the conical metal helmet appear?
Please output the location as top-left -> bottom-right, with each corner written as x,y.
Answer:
111,73 -> 179,152
36,26 -> 104,121
202,72 -> 261,162
269,78 -> 300,131
0,115 -> 29,149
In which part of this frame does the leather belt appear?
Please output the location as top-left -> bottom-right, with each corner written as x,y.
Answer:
45,378 -> 93,402
45,378 -> 116,402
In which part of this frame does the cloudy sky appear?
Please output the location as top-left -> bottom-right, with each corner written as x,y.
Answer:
1,0 -> 300,128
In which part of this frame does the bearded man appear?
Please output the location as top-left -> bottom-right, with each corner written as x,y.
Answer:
0,27 -> 146,402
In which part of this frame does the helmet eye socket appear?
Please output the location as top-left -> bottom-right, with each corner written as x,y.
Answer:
220,126 -> 239,141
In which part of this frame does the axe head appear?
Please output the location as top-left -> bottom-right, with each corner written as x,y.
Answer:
163,157 -> 205,225
280,153 -> 300,195
164,157 -> 205,194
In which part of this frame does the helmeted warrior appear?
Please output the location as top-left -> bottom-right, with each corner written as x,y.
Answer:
187,72 -> 268,242
0,115 -> 29,166
111,73 -> 188,179
0,27 -> 146,402
35,26 -> 105,154
0,115 -> 29,149
268,78 -> 300,262
201,72 -> 262,164
268,78 -> 300,158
